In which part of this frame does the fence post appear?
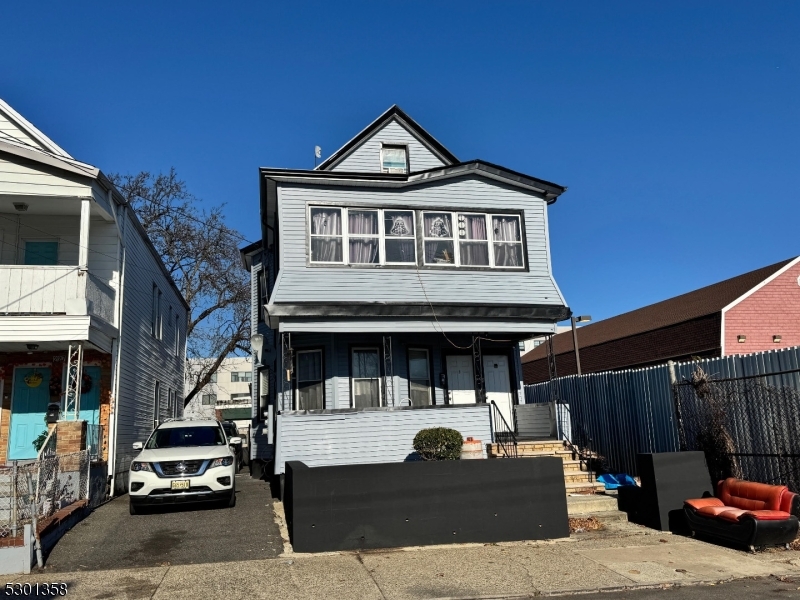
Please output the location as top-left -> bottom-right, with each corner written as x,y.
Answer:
668,361 -> 687,451
11,460 -> 18,537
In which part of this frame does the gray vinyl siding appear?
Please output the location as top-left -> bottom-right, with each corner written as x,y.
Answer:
330,119 -> 446,174
0,156 -> 91,198
113,206 -> 187,494
274,404 -> 491,474
0,110 -> 43,148
272,176 -> 563,306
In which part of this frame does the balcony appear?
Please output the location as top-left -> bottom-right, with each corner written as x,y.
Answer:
0,266 -> 116,324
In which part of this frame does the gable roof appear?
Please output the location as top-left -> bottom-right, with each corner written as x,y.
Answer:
0,98 -> 73,158
522,257 -> 796,363
316,105 -> 459,171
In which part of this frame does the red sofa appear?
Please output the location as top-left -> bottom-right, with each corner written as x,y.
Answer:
684,478 -> 799,549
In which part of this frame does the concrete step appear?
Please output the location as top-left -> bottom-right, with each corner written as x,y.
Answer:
564,481 -> 606,493
567,493 -> 619,515
564,472 -> 595,484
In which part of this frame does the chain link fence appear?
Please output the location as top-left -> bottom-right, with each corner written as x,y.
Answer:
0,451 -> 90,541
674,366 -> 800,492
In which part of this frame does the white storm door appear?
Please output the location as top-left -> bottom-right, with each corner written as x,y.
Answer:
483,355 -> 514,428
446,355 -> 476,404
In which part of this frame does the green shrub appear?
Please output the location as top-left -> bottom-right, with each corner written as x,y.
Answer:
413,427 -> 463,461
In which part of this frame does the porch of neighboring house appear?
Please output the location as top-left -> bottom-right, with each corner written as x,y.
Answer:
0,348 -> 112,467
269,330 -> 603,494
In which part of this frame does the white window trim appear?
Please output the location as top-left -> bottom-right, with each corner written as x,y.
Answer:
383,209 -> 416,266
295,349 -> 324,410
308,206 -> 525,270
380,143 -> 409,174
347,208 -> 381,265
351,347 -> 383,408
489,213 -> 525,269
309,206 -> 345,264
407,347 -> 432,406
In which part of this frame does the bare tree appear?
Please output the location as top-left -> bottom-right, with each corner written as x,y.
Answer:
109,169 -> 251,406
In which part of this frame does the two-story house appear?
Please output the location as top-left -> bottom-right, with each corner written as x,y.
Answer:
243,106 -> 570,480
0,98 -> 188,495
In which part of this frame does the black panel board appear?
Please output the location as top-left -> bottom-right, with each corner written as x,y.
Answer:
286,457 -> 569,552
635,452 -> 713,532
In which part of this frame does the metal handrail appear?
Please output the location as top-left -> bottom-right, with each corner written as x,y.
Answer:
556,402 -> 595,483
489,401 -> 518,459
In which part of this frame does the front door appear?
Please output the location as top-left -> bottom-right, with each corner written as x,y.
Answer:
8,367 -> 51,460
446,355 -> 475,404
80,366 -> 101,426
483,355 -> 514,429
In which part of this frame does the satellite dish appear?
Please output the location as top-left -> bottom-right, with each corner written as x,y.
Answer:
314,146 -> 322,159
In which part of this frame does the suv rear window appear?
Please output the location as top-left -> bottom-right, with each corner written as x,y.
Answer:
146,426 -> 226,449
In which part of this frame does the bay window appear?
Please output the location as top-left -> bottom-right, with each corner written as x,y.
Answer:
307,206 -> 524,269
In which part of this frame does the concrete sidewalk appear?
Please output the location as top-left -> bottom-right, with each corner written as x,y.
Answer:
12,520 -> 800,599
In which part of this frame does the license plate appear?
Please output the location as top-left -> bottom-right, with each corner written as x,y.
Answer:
171,480 -> 190,490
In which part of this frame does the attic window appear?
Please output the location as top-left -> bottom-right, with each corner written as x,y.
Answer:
381,145 -> 407,174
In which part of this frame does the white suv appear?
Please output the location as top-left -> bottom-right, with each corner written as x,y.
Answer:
128,419 -> 241,514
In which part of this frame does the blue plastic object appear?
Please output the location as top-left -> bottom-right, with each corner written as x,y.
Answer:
597,473 -> 638,490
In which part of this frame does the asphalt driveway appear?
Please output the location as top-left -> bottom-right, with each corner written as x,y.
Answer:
43,473 -> 283,572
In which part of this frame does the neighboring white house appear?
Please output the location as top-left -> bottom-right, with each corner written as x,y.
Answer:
184,356 -> 253,429
0,98 -> 188,496
521,325 -> 572,354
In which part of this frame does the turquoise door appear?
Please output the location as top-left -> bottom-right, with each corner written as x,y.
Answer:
80,367 -> 101,425
8,368 -> 51,460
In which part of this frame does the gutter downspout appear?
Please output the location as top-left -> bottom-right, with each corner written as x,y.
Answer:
107,200 -> 127,497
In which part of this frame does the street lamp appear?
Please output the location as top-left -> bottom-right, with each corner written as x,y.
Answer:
250,333 -> 264,366
571,315 -> 591,375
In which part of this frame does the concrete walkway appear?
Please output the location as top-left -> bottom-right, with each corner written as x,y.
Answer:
12,518 -> 800,599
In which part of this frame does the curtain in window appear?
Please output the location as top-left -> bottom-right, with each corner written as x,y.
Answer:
311,208 -> 342,235
384,211 -> 415,263
297,351 -> 323,410
311,238 -> 342,262
349,210 -> 379,263
492,216 -> 520,241
424,213 -> 452,238
460,243 -> 490,266
459,214 -> 487,240
352,350 -> 380,408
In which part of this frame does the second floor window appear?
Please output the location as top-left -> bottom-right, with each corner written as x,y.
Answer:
231,371 -> 252,383
151,285 -> 162,339
381,145 -> 407,174
201,393 -> 217,406
308,206 -> 524,269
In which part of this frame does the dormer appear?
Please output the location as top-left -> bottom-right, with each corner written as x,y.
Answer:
316,105 -> 458,174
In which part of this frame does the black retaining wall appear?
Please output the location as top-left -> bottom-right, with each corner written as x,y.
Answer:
285,457 -> 569,552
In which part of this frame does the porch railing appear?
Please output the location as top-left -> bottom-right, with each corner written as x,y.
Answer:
0,265 -> 82,314
489,401 -> 518,458
86,274 -> 116,324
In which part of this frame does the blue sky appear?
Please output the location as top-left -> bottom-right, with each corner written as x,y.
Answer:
2,2 -> 798,321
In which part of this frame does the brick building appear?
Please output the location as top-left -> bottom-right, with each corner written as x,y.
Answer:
522,257 -> 800,384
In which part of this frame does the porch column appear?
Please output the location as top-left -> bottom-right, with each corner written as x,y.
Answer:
78,198 -> 91,271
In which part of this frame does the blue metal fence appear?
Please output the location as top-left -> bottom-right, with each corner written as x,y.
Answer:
525,346 -> 800,477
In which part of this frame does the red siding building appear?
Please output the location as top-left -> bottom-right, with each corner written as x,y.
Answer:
522,257 -> 800,384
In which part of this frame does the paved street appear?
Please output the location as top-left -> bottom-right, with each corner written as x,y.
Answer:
566,575 -> 800,599
42,473 -> 282,572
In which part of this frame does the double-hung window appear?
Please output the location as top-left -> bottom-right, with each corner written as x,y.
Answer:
348,210 -> 380,264
457,213 -> 490,266
352,348 -> 381,408
309,207 -> 343,263
296,350 -> 324,410
491,215 -> 524,267
384,210 -> 415,264
422,212 -> 455,265
407,348 -> 432,406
